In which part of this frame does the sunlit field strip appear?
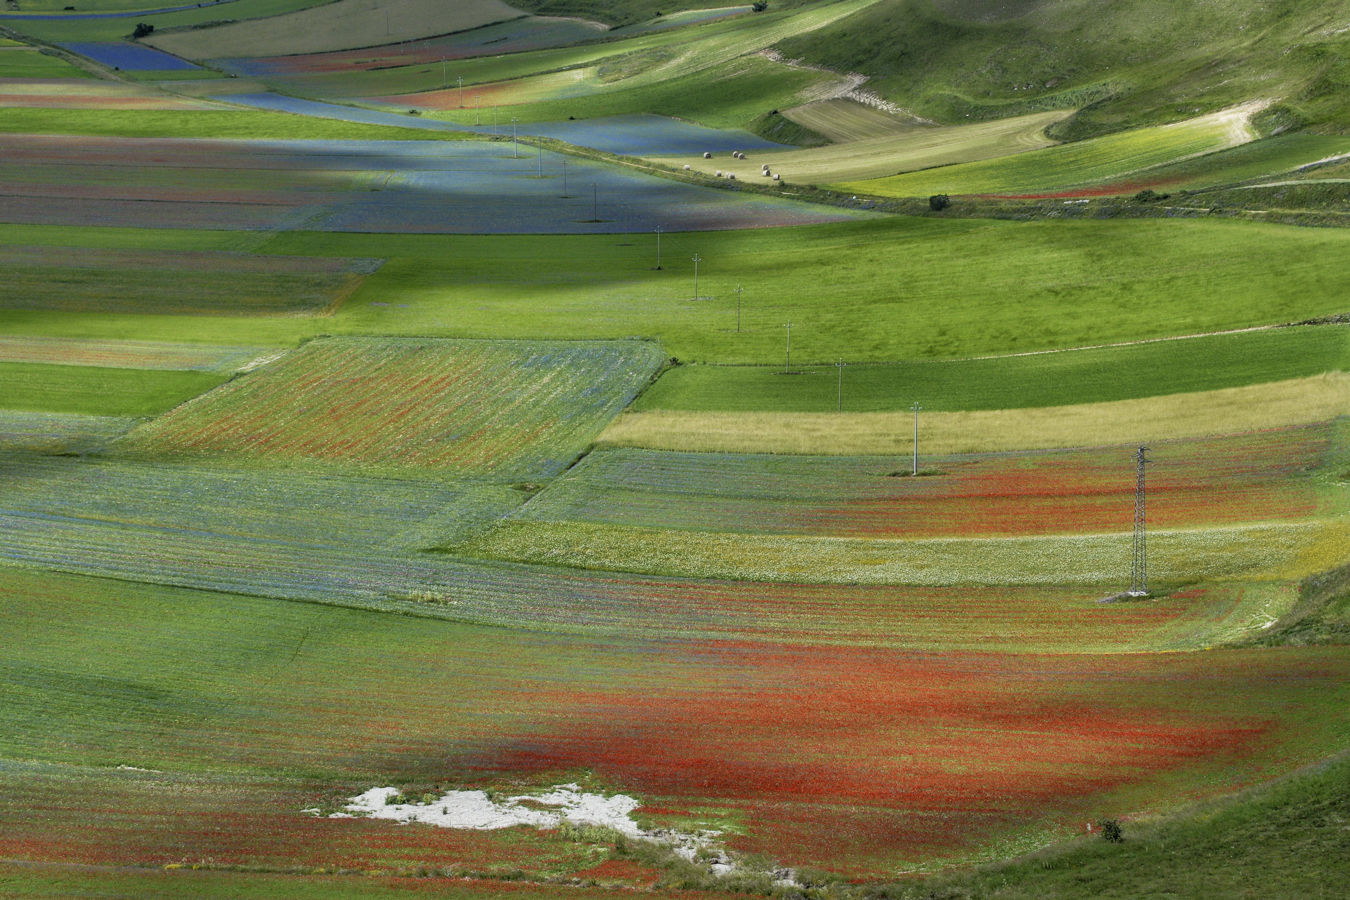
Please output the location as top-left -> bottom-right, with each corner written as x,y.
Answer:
0,336 -> 273,371
600,374 -> 1350,455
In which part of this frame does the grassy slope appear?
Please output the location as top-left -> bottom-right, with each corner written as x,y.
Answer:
288,0 -> 876,129
635,326 -> 1350,412
0,362 -> 226,416
0,107 -> 477,139
6,218 -> 1350,367
913,750 -> 1350,900
776,0 -> 1350,136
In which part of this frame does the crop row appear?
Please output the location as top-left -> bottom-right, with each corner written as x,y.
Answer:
519,425 -> 1339,539
120,337 -> 665,477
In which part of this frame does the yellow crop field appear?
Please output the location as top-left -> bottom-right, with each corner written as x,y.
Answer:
596,373 -> 1350,456
148,0 -> 525,60
458,519 -> 1350,586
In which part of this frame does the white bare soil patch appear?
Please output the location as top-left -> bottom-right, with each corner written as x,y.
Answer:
327,784 -> 725,865
337,784 -> 645,834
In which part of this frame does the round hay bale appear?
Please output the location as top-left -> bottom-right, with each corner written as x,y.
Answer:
703,152 -> 712,159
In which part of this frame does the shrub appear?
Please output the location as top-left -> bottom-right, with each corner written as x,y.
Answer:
752,1 -> 768,10
132,22 -> 154,38
1098,818 -> 1124,842
929,194 -> 951,211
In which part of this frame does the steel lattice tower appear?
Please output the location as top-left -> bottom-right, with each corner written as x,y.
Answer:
1129,446 -> 1150,596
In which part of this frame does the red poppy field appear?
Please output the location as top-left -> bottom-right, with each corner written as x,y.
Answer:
2,566 -> 1348,878
520,424 -> 1342,540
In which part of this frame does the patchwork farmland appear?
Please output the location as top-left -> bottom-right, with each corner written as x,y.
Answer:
4,0 -> 1350,896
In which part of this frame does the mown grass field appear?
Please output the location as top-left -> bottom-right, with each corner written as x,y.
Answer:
0,47 -> 90,78
0,362 -> 225,416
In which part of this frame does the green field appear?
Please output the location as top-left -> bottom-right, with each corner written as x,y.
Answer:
0,47 -> 90,78
1,0 -> 336,43
635,325 -> 1350,412
0,107 -> 477,141
6,218 -> 1350,367
0,362 -> 225,416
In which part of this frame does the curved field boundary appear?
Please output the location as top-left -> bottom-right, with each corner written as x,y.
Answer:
598,373 -> 1350,456
455,518 -> 1349,586
147,0 -> 525,59
843,102 -> 1269,198
655,109 -> 1065,184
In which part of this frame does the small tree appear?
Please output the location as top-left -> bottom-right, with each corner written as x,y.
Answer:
132,22 -> 154,39
1097,819 -> 1124,843
929,194 -> 951,212
752,1 -> 768,11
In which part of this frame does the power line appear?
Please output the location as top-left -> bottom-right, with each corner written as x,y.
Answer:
1129,446 -> 1151,596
